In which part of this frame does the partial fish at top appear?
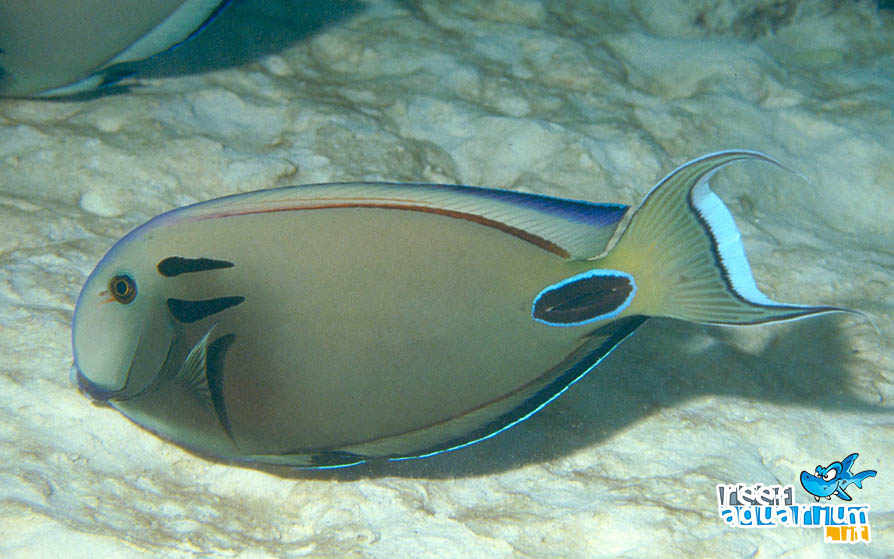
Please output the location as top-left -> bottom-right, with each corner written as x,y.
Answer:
70,151 -> 850,469
0,0 -> 231,97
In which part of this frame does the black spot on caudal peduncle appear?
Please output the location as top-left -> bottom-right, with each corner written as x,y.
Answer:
167,296 -> 244,324
533,273 -> 633,325
157,256 -> 234,277
206,334 -> 236,443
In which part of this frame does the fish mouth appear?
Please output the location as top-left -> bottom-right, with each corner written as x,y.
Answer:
799,472 -> 835,498
70,329 -> 178,403
70,363 -> 115,403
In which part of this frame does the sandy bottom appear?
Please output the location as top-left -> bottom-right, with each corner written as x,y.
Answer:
1,1 -> 891,557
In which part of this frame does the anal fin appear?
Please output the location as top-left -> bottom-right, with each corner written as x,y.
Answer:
323,315 -> 646,466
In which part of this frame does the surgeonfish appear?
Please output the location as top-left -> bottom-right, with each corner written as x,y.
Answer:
0,0 -> 230,97
71,151 -> 847,469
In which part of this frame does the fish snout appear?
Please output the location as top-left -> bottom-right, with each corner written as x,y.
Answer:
70,363 -> 113,404
800,471 -> 833,497
799,470 -> 813,487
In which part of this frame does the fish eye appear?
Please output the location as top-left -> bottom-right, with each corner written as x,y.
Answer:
823,468 -> 837,481
109,274 -> 137,304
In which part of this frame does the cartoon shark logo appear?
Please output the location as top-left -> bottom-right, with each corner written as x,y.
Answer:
800,453 -> 876,502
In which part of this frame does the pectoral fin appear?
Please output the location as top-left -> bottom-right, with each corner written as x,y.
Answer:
175,328 -> 215,408
173,328 -> 235,442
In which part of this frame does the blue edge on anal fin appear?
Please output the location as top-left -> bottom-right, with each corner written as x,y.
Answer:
306,315 -> 647,469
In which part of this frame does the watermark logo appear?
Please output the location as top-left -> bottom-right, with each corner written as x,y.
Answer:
800,453 -> 876,502
717,453 -> 876,544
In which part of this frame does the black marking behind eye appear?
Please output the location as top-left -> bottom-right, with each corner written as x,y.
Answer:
157,256 -> 235,277
206,334 -> 236,443
167,296 -> 244,323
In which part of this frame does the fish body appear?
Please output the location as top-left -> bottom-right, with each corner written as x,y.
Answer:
800,453 -> 877,501
71,151 -> 844,468
0,0 -> 230,97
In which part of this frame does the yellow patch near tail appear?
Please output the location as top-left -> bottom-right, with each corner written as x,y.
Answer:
596,151 -> 847,325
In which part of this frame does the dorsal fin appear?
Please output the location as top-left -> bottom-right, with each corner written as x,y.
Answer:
840,453 -> 858,475
139,182 -> 629,260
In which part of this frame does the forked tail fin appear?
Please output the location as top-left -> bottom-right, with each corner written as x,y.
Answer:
601,150 -> 849,325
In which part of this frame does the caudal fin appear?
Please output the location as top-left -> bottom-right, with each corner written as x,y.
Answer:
601,150 -> 848,325
850,469 -> 877,489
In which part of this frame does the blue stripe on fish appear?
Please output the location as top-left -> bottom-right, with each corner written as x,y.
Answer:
433,183 -> 628,227
388,316 -> 647,462
690,175 -> 784,308
167,0 -> 236,55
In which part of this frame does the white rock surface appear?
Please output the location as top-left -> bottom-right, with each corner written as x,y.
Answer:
1,1 -> 891,557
